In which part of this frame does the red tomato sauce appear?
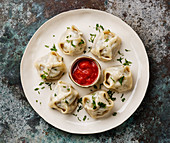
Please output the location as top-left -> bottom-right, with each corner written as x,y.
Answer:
71,58 -> 99,86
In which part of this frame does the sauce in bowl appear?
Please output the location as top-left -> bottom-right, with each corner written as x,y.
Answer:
70,57 -> 100,87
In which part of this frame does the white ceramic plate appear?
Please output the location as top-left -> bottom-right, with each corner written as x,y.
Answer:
20,9 -> 149,134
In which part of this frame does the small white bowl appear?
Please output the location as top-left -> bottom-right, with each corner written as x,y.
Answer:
69,56 -> 101,88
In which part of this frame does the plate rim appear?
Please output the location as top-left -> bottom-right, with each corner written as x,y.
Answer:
20,8 -> 150,134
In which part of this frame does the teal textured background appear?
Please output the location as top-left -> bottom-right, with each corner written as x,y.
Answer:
0,0 -> 169,142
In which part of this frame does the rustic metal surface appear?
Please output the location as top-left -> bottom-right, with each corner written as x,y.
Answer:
0,0 -> 169,142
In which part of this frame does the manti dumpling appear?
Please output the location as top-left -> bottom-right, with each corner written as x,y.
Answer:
82,90 -> 114,119
91,30 -> 121,61
59,25 -> 86,56
34,52 -> 66,81
103,66 -> 133,92
49,80 -> 79,114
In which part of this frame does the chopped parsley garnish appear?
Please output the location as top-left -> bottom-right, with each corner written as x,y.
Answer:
123,59 -> 132,66
41,87 -> 45,89
34,88 -> 39,91
88,46 -> 92,52
36,100 -> 38,102
107,90 -> 116,101
66,36 -> 69,38
54,93 -> 57,97
77,117 -> 81,121
63,86 -> 66,88
122,98 -> 125,102
118,51 -> 124,56
118,76 -> 124,85
105,38 -> 109,42
125,49 -> 130,52
78,97 -> 82,104
61,57 -> 63,61
100,25 -> 104,31
65,100 -> 69,104
45,82 -> 52,90
53,35 -> 55,37
38,91 -> 40,94
77,105 -> 83,112
121,94 -> 124,98
79,39 -> 84,45
92,96 -> 97,109
71,41 -> 76,48
108,29 -> 111,32
40,102 -> 42,104
67,88 -> 70,91
66,40 -> 70,43
83,115 -> 87,121
90,89 -> 93,92
112,112 -> 117,116
93,85 -> 97,89
41,74 -> 47,79
45,45 -> 49,48
50,44 -> 57,51
98,102 -> 106,108
43,71 -> 48,75
67,27 -> 70,29
110,77 -> 116,83
117,57 -> 124,63
73,113 -> 77,116
39,82 -> 44,86
89,34 -> 96,43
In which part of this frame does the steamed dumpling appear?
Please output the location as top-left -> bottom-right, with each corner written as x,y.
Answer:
91,30 -> 121,61
103,66 -> 133,92
59,25 -> 86,55
34,52 -> 66,81
82,90 -> 114,119
49,80 -> 79,114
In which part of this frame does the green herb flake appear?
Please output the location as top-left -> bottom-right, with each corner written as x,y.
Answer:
105,38 -> 109,42
90,89 -> 93,92
45,45 -> 49,48
67,88 -> 70,91
67,27 -> 70,29
73,113 -> 77,116
96,23 -> 99,31
65,100 -> 69,104
50,44 -> 57,51
40,102 -> 42,104
63,86 -> 66,88
88,46 -> 92,52
108,29 -> 111,32
41,87 -> 45,89
78,97 -> 82,104
71,41 -> 76,48
92,96 -> 97,109
53,35 -> 55,37
110,77 -> 116,83
118,51 -> 124,56
93,85 -> 97,89
123,59 -> 132,66
66,40 -> 70,43
77,105 -> 83,112
89,34 -> 96,43
41,74 -> 46,79
34,88 -> 39,91
54,93 -> 57,97
39,82 -> 44,86
117,57 -> 124,63
77,117 -> 81,121
121,94 -> 124,98
99,83 -> 103,89
83,115 -> 87,121
107,90 -> 116,101
100,25 -> 104,31
112,112 -> 117,116
43,71 -> 48,75
79,39 -> 84,45
98,102 -> 106,108
118,76 -> 124,85
122,98 -> 125,102
125,49 -> 130,52
36,100 -> 38,102
66,36 -> 69,38
38,91 -> 40,94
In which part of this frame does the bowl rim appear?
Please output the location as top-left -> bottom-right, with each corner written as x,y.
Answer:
69,55 -> 101,88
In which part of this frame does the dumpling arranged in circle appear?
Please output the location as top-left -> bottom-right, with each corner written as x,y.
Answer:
91,30 -> 121,61
103,66 -> 133,92
49,80 -> 79,114
59,25 -> 86,56
82,90 -> 114,119
34,52 -> 66,81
